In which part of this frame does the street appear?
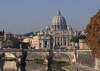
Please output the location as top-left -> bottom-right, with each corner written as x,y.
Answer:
65,63 -> 98,71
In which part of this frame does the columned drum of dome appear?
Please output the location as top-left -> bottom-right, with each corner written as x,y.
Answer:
51,9 -> 67,31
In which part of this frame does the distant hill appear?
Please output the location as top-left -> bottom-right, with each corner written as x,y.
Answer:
23,32 -> 34,37
15,31 -> 40,37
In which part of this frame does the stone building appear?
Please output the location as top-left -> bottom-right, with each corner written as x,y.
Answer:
31,36 -> 39,49
3,40 -> 13,48
80,30 -> 87,36
3,32 -> 14,48
22,36 -> 33,48
0,30 -> 4,41
4,32 -> 13,41
31,35 -> 53,49
38,34 -> 53,49
22,37 -> 33,43
0,30 -> 4,49
79,39 -> 89,50
37,10 -> 78,49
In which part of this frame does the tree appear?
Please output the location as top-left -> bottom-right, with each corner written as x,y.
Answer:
86,10 -> 100,58
13,40 -> 21,48
70,35 -> 86,43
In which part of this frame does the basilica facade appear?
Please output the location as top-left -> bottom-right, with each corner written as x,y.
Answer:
36,10 -> 77,49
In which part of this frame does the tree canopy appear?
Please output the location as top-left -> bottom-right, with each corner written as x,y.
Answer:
70,35 -> 86,43
86,10 -> 100,58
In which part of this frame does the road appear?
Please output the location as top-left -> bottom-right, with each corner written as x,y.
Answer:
64,63 -> 98,71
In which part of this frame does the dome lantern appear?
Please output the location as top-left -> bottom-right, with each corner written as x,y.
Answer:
57,9 -> 61,16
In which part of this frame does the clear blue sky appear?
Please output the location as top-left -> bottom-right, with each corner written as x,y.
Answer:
0,0 -> 100,34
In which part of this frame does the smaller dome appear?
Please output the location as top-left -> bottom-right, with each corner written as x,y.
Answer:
68,26 -> 72,30
45,25 -> 50,30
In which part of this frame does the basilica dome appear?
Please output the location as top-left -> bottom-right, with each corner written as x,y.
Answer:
51,9 -> 67,31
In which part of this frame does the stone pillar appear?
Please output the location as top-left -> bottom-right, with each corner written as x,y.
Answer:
71,42 -> 75,49
1,61 -> 3,71
16,57 -> 21,65
72,54 -> 76,63
53,37 -> 55,49
47,41 -> 50,49
42,40 -> 44,48
43,59 -> 48,65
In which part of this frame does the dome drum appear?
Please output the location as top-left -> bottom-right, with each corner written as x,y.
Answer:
51,25 -> 67,31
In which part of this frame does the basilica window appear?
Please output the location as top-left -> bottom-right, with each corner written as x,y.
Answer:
65,42 -> 66,45
61,37 -> 62,45
45,41 -> 47,48
58,37 -> 59,40
64,37 -> 66,45
39,43 -> 41,48
55,25 -> 56,29
58,42 -> 59,46
58,25 -> 59,29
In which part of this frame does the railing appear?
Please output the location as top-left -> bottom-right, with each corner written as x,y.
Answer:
0,48 -> 74,52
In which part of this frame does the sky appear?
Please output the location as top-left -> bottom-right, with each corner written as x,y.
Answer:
0,0 -> 100,34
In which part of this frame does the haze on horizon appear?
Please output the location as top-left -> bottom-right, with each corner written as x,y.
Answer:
0,0 -> 100,34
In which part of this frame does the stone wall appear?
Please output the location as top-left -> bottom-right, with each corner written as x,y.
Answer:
76,50 -> 100,70
76,50 -> 95,68
95,58 -> 100,70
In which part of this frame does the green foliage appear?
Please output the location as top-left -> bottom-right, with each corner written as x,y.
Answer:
52,60 -> 70,67
51,60 -> 70,70
13,40 -> 21,48
34,59 -> 44,64
22,42 -> 29,49
70,35 -> 86,43
13,41 -> 29,49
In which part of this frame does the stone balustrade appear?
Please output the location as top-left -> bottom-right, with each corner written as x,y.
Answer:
0,48 -> 74,52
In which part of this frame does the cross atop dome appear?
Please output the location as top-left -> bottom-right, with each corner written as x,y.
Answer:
57,9 -> 61,16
